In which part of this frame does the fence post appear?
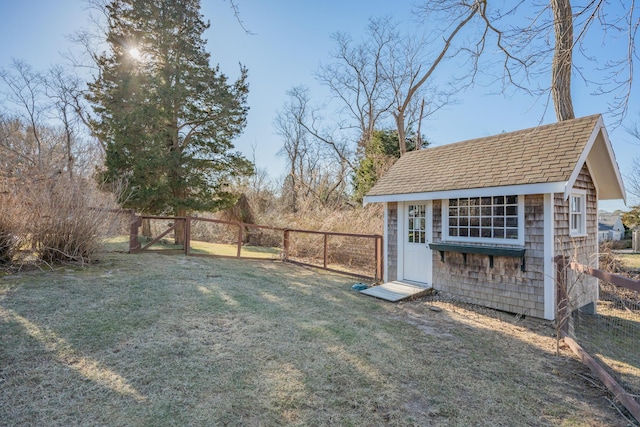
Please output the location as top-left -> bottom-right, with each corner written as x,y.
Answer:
376,236 -> 383,282
633,231 -> 639,253
184,217 -> 191,256
237,223 -> 243,258
283,230 -> 290,261
323,234 -> 328,269
554,255 -> 569,336
129,211 -> 142,253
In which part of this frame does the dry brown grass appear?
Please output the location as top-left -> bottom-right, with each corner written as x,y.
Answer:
0,252 -> 632,426
618,253 -> 640,272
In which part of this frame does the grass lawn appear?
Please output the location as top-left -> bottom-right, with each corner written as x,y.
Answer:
0,252 -> 631,426
102,235 -> 281,259
619,252 -> 640,271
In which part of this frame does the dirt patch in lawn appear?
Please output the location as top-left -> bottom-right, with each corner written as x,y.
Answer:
0,253 -> 635,426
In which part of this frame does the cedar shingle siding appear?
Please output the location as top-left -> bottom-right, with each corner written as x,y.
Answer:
554,164 -> 599,312
430,195 -> 546,317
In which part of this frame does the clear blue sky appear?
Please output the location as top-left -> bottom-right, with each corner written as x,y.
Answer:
1,0 -> 637,211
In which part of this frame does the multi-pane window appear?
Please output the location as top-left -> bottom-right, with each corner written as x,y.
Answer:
570,193 -> 586,236
408,204 -> 426,244
447,196 -> 519,241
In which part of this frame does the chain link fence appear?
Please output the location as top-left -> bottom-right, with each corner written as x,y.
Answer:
284,228 -> 382,280
558,258 -> 640,422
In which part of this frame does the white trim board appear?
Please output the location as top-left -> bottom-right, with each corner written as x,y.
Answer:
364,182 -> 566,205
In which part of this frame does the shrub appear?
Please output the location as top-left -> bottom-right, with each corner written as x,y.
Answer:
258,203 -> 383,236
599,241 -> 626,273
11,176 -> 115,266
0,194 -> 22,265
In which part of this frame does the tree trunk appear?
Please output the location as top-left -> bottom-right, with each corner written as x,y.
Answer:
416,98 -> 425,150
394,112 -> 407,155
141,218 -> 152,238
174,207 -> 186,246
551,0 -> 575,121
63,109 -> 74,180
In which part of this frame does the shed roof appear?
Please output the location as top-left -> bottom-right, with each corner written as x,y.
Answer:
364,114 -> 626,203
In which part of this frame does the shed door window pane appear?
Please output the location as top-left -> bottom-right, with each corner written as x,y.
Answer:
408,204 -> 427,244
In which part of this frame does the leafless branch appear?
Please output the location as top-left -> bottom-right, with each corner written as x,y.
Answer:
226,0 -> 255,35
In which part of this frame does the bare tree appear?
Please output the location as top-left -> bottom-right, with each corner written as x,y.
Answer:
45,66 -> 86,180
0,59 -> 103,185
383,7 -> 480,154
316,18 -> 396,155
275,86 -> 350,211
318,4 -> 521,156
275,86 -> 312,212
0,115 -> 37,179
627,158 -> 640,203
0,60 -> 47,170
418,1 -> 639,122
0,113 -> 74,184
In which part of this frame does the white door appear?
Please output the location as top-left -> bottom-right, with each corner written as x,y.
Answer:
402,202 -> 432,285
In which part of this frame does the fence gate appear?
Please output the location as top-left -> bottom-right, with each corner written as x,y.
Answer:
129,216 -> 188,253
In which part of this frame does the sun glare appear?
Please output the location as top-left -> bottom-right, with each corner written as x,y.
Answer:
129,47 -> 142,60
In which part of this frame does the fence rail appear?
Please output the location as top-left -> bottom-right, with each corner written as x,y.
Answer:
128,214 -> 383,281
555,256 -> 640,422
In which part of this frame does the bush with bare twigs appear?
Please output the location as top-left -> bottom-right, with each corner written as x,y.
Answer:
599,241 -> 627,273
0,176 -> 119,268
0,194 -> 22,265
24,178 -> 111,265
260,203 -> 383,236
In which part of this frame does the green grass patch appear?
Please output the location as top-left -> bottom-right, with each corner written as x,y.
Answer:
102,235 -> 280,259
619,252 -> 640,270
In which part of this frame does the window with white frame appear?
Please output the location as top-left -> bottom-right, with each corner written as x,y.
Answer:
444,195 -> 522,244
570,191 -> 586,236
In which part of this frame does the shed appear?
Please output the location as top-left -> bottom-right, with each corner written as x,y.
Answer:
364,115 -> 625,320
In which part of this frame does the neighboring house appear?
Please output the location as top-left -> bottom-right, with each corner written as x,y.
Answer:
598,213 -> 625,241
364,115 -> 626,320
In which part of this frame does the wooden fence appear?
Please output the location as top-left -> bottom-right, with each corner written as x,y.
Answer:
555,256 -> 640,422
129,214 -> 383,281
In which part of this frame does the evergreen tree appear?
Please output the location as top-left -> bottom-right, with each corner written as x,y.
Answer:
622,207 -> 640,232
353,129 -> 426,202
88,0 -> 252,224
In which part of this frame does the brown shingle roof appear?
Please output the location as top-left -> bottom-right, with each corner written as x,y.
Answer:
366,115 -> 601,197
